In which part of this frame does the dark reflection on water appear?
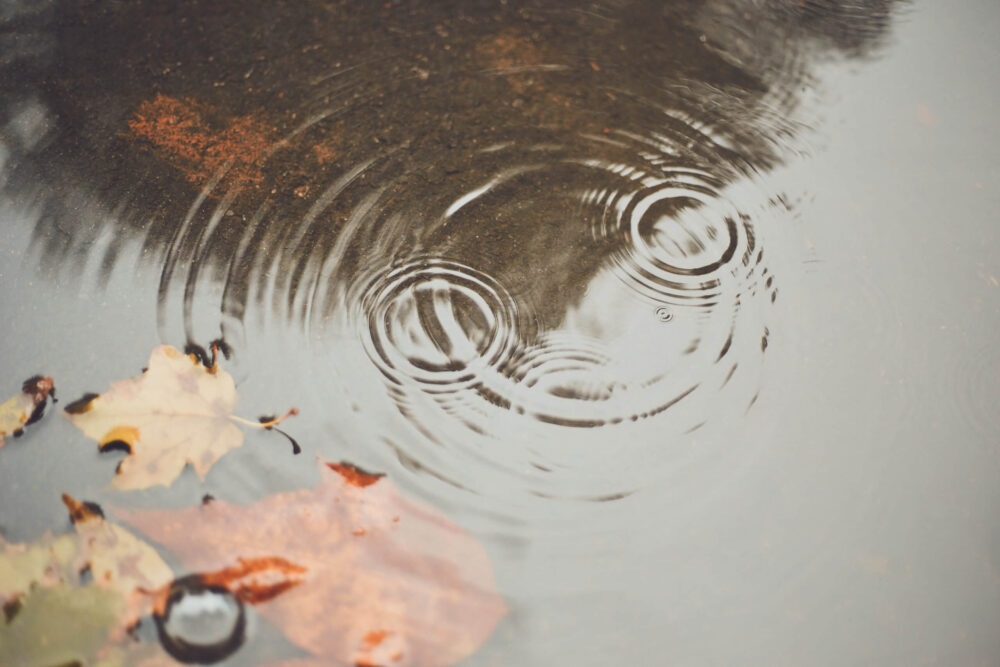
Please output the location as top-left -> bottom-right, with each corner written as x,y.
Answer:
3,1 -> 899,503
1,0 -> 956,664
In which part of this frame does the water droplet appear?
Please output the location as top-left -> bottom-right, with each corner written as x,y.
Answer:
154,575 -> 246,665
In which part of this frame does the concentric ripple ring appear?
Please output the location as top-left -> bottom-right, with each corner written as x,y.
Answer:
359,259 -> 522,393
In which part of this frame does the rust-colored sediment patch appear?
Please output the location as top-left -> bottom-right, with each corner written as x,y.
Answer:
311,122 -> 343,165
128,94 -> 274,187
476,30 -> 543,72
476,29 -> 545,94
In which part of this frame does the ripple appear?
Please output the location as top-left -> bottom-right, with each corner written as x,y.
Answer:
108,21 -> 803,506
590,166 -> 762,308
359,259 -> 523,393
145,108 -> 788,504
949,342 -> 1000,443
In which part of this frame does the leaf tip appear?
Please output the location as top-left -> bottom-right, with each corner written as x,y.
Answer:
62,493 -> 105,524
327,461 -> 386,488
21,375 -> 56,402
3,596 -> 23,623
64,392 -> 100,415
98,425 -> 140,455
185,338 -> 233,373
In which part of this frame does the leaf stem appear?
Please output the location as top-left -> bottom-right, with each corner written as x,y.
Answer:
229,407 -> 299,429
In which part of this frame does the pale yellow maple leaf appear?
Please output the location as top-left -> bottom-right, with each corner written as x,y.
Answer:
62,495 -> 176,617
0,495 -> 174,634
65,344 -> 292,490
0,532 -> 79,603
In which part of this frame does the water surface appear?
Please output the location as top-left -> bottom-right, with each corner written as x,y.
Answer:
1,0 -> 999,664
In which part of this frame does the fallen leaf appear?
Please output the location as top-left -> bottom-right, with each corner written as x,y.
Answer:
0,582 -> 121,667
65,344 -> 297,490
0,375 -> 56,447
0,495 -> 174,664
117,459 -> 507,666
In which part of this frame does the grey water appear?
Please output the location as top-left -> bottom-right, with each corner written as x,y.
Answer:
1,0 -> 999,664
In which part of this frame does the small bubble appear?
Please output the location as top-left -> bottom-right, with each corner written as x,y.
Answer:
655,307 -> 673,322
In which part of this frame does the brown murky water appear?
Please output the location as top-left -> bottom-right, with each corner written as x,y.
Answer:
1,0 -> 999,664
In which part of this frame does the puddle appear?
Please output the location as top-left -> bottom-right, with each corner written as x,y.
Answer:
2,0 -> 999,664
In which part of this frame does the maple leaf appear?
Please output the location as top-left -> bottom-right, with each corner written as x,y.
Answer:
0,495 -> 174,665
0,582 -> 122,667
65,344 -> 297,490
0,375 -> 56,447
117,459 -> 507,666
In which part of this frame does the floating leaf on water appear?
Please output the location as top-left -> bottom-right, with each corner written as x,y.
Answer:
0,495 -> 174,664
65,344 -> 297,490
117,459 -> 507,666
0,375 -> 56,448
0,582 -> 121,667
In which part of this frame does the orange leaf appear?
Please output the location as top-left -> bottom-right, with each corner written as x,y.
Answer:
116,459 -> 506,666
